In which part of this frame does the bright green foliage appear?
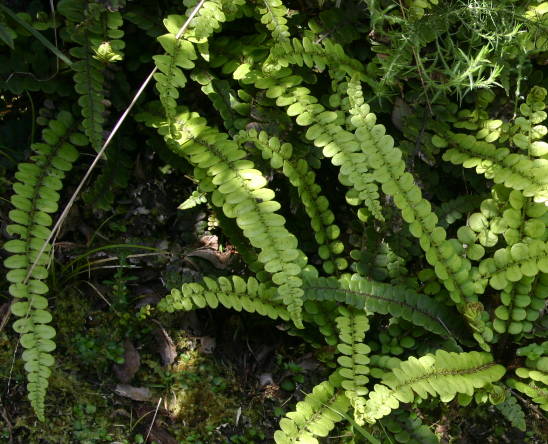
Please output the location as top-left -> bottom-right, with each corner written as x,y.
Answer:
359,350 -> 505,424
507,367 -> 548,411
350,90 -> 475,308
503,86 -> 548,158
153,14 -> 198,139
235,129 -> 346,274
157,275 -> 290,321
260,75 -> 384,220
403,0 -> 439,20
335,306 -> 371,418
264,34 -> 365,77
139,108 -> 306,325
507,340 -> 548,411
435,87 -> 548,205
4,111 -> 86,420
58,0 -> 124,150
257,0 -> 290,41
178,189 -> 208,210
5,0 -> 548,436
441,133 -> 548,204
273,378 -> 350,444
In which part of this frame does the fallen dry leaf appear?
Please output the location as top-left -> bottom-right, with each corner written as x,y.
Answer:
153,324 -> 177,366
0,301 -> 12,332
186,248 -> 232,269
113,339 -> 140,383
198,336 -> 216,354
114,384 -> 152,402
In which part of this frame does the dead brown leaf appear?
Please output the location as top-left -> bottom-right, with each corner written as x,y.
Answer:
186,248 -> 232,269
113,339 -> 140,383
0,301 -> 12,332
198,336 -> 216,354
153,324 -> 177,366
114,384 -> 152,402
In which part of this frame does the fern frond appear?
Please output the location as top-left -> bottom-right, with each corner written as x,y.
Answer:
302,273 -> 468,339
158,275 -> 290,321
5,111 -> 86,420
496,393 -> 526,431
265,35 -> 365,79
276,83 -> 385,220
139,107 -> 306,325
349,79 -> 474,305
441,132 -> 548,203
274,379 -> 350,444
381,409 -> 440,444
491,276 -> 537,336
507,367 -> 548,411
235,129 -> 346,273
478,240 -> 548,291
257,0 -> 290,41
153,15 -> 198,139
359,350 -> 505,424
194,73 -> 249,134
335,306 -> 371,421
58,0 -> 124,150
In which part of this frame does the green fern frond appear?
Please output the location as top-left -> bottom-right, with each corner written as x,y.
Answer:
265,34 -> 365,79
158,275 -> 290,321
478,240 -> 548,291
5,111 -> 87,420
349,79 -> 474,306
335,306 -> 371,421
235,128 -> 347,273
496,393 -> 526,431
153,15 -> 198,139
58,0 -> 124,150
507,367 -> 548,411
273,82 -> 385,220
257,0 -> 290,41
274,379 -> 350,444
302,272 -> 468,339
138,107 -> 306,325
441,132 -> 548,203
359,350 -> 505,424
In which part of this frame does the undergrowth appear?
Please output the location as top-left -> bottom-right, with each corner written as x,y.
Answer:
1,0 -> 548,442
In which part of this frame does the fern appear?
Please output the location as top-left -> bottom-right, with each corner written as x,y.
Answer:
158,275 -> 290,321
335,306 -> 371,421
496,393 -> 526,431
507,367 -> 548,411
268,77 -> 385,220
4,111 -> 87,420
380,409 -> 440,444
235,129 -> 347,273
274,378 -> 350,444
302,272 -> 468,339
139,107 -> 306,325
257,0 -> 290,41
358,350 -> 505,424
58,0 -> 124,150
